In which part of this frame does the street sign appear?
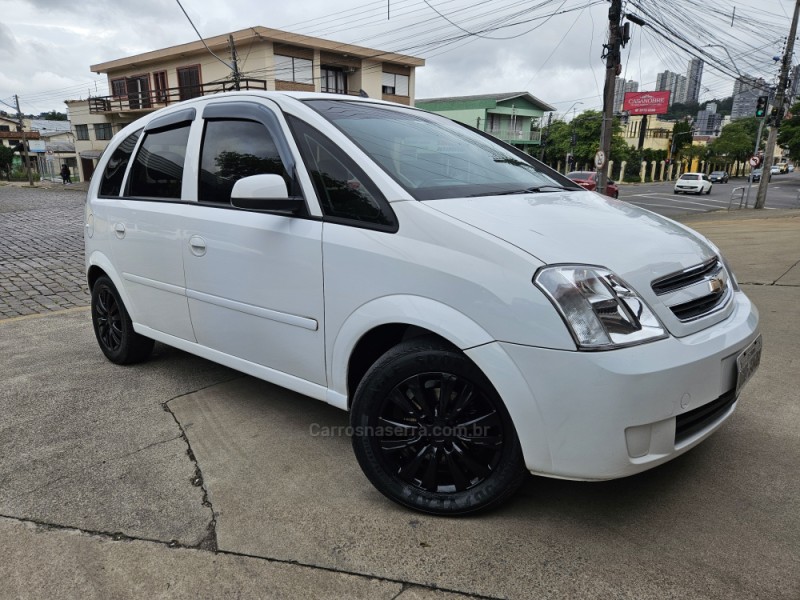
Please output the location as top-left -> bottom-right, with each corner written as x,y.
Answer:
594,150 -> 606,168
749,155 -> 761,167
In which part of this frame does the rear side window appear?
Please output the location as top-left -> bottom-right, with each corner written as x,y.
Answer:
127,124 -> 191,199
199,119 -> 289,204
99,129 -> 142,197
288,115 -> 395,230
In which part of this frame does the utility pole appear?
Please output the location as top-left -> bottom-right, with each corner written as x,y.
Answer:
228,35 -> 241,90
596,0 -> 623,195
539,112 -> 552,162
14,95 -> 34,187
755,0 -> 800,209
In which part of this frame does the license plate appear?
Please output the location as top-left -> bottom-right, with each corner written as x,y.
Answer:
736,335 -> 762,396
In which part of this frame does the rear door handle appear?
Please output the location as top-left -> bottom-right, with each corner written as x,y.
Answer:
189,235 -> 207,257
113,223 -> 126,238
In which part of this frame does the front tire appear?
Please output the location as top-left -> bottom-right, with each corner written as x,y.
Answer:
91,276 -> 154,364
350,337 -> 527,515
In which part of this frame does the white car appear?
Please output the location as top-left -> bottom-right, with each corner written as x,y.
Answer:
674,172 -> 713,195
85,92 -> 761,515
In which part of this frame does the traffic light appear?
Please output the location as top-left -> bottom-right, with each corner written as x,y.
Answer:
756,95 -> 769,118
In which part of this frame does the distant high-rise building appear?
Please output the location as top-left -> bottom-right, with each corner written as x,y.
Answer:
788,64 -> 800,104
685,58 -> 704,104
695,102 -> 723,135
614,78 -> 639,112
731,76 -> 769,120
656,70 -> 687,105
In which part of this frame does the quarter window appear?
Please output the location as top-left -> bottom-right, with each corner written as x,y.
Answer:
199,119 -> 289,204
99,128 -> 142,197
288,116 -> 395,229
127,124 -> 191,199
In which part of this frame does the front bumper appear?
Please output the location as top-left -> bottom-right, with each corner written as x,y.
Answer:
467,291 -> 760,480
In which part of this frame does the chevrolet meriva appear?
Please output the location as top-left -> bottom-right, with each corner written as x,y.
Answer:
85,92 -> 761,515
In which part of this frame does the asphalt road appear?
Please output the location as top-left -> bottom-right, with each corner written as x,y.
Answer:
618,172 -> 800,217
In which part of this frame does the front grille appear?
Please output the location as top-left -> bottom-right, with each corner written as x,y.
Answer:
652,257 -> 720,295
669,287 -> 728,320
675,389 -> 736,444
652,257 -> 732,322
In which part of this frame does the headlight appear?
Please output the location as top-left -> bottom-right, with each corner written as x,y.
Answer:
534,265 -> 667,350
719,254 -> 740,291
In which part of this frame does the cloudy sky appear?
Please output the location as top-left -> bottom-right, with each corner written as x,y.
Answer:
0,0 -> 794,119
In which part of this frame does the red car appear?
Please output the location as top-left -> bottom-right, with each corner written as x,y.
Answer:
567,171 -> 619,199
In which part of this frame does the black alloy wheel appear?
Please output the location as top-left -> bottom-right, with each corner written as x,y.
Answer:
91,276 -> 154,364
351,337 -> 527,515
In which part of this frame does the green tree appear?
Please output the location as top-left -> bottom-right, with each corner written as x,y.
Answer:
777,101 -> 800,161
708,117 -> 765,176
541,110 -> 628,169
35,111 -> 68,121
0,145 -> 13,180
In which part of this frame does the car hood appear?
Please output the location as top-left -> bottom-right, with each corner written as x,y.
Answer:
425,190 -> 723,336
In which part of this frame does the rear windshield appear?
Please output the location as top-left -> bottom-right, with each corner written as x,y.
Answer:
306,100 -> 579,200
681,174 -> 700,180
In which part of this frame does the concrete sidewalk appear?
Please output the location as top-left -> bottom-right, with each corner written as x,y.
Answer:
1,210 -> 798,599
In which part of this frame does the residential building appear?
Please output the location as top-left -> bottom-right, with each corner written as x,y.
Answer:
731,77 -> 769,120
622,115 -> 675,152
28,120 -> 77,181
66,26 -> 424,181
695,102 -> 723,136
656,70 -> 687,105
415,92 -> 555,151
0,113 -> 43,174
613,78 -> 639,112
685,58 -> 704,104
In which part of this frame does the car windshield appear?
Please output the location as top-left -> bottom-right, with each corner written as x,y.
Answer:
681,174 -> 700,180
306,100 -> 579,200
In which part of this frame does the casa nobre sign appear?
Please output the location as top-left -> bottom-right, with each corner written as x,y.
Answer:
623,91 -> 671,115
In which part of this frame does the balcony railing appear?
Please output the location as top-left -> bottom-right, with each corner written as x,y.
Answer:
88,78 -> 268,114
486,129 -> 542,144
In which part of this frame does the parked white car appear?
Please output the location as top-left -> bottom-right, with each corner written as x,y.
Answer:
674,172 -> 713,195
85,92 -> 761,515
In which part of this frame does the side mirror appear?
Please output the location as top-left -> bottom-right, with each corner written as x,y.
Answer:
230,174 -> 305,214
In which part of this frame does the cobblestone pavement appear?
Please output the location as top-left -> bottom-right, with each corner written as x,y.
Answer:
0,184 -> 88,319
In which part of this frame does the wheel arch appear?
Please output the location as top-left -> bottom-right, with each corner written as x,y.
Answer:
328,295 -> 495,410
86,251 -> 138,320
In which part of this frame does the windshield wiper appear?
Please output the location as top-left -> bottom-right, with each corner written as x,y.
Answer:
491,185 -> 574,195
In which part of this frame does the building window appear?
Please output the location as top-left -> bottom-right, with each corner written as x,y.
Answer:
177,65 -> 202,101
274,55 -> 313,85
153,71 -> 169,103
111,78 -> 126,98
321,67 -> 347,94
94,123 -> 113,141
0,125 -> 10,132
75,124 -> 89,141
381,73 -> 409,96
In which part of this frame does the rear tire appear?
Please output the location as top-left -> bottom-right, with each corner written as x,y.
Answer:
91,276 -> 154,364
350,337 -> 528,515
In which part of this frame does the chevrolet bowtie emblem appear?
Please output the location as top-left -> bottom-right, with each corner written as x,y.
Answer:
709,276 -> 724,293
